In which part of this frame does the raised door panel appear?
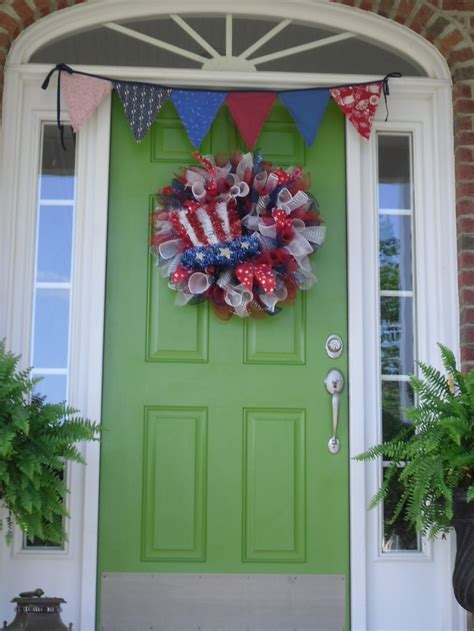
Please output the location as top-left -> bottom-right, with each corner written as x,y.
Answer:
142,407 -> 208,561
243,408 -> 306,563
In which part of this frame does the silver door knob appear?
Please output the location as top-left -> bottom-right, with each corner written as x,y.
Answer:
324,369 -> 344,454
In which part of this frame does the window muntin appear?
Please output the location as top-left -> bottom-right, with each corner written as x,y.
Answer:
377,132 -> 421,553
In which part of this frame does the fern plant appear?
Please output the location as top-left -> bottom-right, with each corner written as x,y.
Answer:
356,344 -> 474,539
0,339 -> 100,544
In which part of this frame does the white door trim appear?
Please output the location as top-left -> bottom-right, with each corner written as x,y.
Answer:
347,81 -> 463,630
0,2 -> 460,629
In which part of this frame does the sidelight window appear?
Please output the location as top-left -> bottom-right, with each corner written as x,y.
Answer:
25,123 -> 76,550
377,133 -> 421,553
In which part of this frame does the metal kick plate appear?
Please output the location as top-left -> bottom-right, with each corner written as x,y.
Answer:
101,572 -> 345,630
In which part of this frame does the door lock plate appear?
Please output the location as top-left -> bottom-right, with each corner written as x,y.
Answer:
325,334 -> 343,359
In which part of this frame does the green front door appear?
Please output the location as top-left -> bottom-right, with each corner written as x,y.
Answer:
99,94 -> 348,622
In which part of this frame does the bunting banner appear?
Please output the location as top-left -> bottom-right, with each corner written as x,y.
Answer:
62,73 -> 113,133
330,82 -> 383,140
113,81 -> 171,142
41,64 -> 401,149
172,90 -> 227,148
226,92 -> 277,149
279,89 -> 330,148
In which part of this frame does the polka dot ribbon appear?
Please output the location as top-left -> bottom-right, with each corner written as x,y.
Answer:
235,262 -> 276,293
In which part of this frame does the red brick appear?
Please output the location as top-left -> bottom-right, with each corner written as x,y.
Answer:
34,0 -> 52,17
454,65 -> 474,81
442,0 -> 474,8
426,15 -> 451,40
410,5 -> 436,33
454,99 -> 474,115
437,29 -> 465,54
454,83 -> 472,100
459,251 -> 474,270
378,0 -> 394,18
455,131 -> 474,146
449,47 -> 474,66
0,11 -> 21,39
461,304 -> 474,324
0,31 -> 10,50
456,147 -> 474,161
359,0 -> 373,10
458,270 -> 474,287
461,347 -> 474,361
457,182 -> 474,198
56,0 -> 70,9
455,115 -> 474,131
460,288 -> 474,306
460,326 -> 474,344
11,1 -> 34,26
457,202 -> 474,219
394,0 -> 413,22
456,163 -> 474,180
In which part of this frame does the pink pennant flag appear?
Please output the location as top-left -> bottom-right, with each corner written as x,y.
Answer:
62,73 -> 113,133
226,93 -> 277,149
330,82 -> 383,140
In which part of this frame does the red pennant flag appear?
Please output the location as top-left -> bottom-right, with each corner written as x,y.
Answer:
226,93 -> 277,149
330,82 -> 383,140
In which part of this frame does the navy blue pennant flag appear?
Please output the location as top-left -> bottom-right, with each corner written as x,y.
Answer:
279,89 -> 330,147
113,81 -> 171,142
172,90 -> 227,148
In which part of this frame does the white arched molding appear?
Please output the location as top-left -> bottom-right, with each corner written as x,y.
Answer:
7,0 -> 450,82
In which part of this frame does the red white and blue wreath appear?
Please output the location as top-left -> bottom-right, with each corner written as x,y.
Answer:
150,151 -> 326,319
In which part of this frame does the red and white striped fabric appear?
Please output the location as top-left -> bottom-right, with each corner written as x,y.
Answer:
170,201 -> 242,248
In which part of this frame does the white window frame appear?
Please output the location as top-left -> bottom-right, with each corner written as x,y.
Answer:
0,2 -> 462,629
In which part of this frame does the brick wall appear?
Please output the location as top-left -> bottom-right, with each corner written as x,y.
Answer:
0,0 -> 473,365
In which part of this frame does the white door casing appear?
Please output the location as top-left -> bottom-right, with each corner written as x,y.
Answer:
0,2 -> 462,629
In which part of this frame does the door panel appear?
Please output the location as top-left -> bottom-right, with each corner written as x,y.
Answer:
99,94 -> 348,611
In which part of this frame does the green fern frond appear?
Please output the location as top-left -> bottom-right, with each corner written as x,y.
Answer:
355,345 -> 474,539
467,485 -> 474,503
0,339 -> 101,544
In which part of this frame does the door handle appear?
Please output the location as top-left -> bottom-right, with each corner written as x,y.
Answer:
324,369 -> 344,454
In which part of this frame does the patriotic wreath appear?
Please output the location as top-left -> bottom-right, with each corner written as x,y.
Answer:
151,151 -> 326,319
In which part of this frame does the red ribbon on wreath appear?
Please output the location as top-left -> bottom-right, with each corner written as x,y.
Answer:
235,262 -> 276,293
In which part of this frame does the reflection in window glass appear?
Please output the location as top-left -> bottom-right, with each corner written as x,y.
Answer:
377,133 -> 420,553
382,466 -> 420,552
380,296 -> 414,376
28,123 -> 76,549
382,381 -> 414,442
378,135 -> 411,209
379,214 -> 412,291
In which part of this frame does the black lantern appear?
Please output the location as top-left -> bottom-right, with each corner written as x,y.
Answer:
3,589 -> 72,630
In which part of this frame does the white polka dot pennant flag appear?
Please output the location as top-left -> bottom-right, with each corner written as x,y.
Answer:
172,90 -> 227,148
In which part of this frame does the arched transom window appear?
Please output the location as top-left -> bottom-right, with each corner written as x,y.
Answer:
31,13 -> 426,77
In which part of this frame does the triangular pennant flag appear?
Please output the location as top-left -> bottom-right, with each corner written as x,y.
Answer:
279,89 -> 330,147
62,73 -> 113,133
226,93 -> 277,149
113,81 -> 171,142
330,82 -> 383,140
172,90 -> 227,148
